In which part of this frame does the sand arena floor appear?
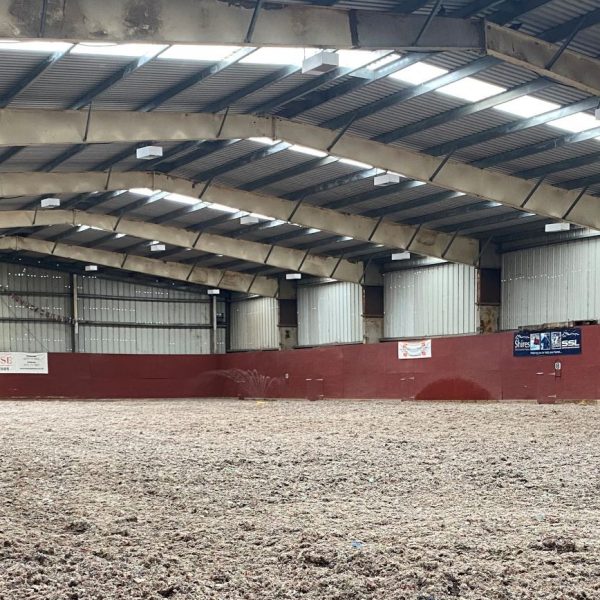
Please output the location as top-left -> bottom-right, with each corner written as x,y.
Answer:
0,399 -> 598,599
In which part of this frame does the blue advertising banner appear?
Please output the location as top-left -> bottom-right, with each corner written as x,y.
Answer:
513,328 -> 582,357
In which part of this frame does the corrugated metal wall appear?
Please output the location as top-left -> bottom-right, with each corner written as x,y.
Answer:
230,296 -> 279,351
0,263 -> 73,352
297,281 -> 363,346
0,262 -> 225,354
502,238 -> 600,329
384,263 -> 477,338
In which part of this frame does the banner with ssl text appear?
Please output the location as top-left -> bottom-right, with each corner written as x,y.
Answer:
513,328 -> 581,357
0,352 -> 48,374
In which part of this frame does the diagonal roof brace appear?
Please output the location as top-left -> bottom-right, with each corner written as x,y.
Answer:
0,209 -> 364,284
0,236 -> 279,297
0,171 -> 481,266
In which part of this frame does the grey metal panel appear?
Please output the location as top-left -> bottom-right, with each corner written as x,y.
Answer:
78,324 -> 213,354
297,281 -> 362,346
384,263 -> 477,338
0,263 -> 70,293
230,296 -> 279,351
501,237 -> 600,329
0,321 -> 71,352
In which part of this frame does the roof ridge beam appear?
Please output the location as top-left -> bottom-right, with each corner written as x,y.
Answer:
0,236 -> 278,296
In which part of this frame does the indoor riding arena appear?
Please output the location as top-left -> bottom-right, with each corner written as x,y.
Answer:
0,1 -> 599,598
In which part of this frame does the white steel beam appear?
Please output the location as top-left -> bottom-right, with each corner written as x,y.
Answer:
0,209 -> 364,283
0,235 -> 279,296
0,108 -> 596,241
485,22 -> 600,99
0,171 -> 481,266
0,0 -> 598,95
0,0 -> 482,50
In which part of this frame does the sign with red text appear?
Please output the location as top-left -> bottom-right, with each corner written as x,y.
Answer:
398,340 -> 432,360
0,352 -> 48,374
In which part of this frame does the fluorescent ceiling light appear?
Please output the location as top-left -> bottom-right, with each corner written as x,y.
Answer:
390,62 -> 446,85
0,40 -> 72,53
495,96 -> 558,118
338,157 -> 373,169
72,43 -> 164,57
440,77 -> 505,102
241,47 -> 319,66
159,45 -> 240,61
289,144 -> 328,157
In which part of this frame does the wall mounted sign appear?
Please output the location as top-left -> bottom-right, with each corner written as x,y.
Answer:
398,339 -> 432,360
0,352 -> 48,374
513,328 -> 581,357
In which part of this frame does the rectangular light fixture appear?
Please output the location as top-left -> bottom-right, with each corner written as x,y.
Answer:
40,197 -> 60,208
374,173 -> 400,187
302,51 -> 339,75
286,273 -> 302,280
240,215 -> 259,225
84,265 -> 98,272
391,251 -> 411,261
207,289 -> 220,295
545,223 -> 570,233
150,243 -> 166,252
136,145 -> 163,160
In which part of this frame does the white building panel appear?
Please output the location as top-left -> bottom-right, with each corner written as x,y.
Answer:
384,263 -> 477,338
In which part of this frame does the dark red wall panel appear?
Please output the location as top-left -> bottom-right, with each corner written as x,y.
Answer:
1,326 -> 599,401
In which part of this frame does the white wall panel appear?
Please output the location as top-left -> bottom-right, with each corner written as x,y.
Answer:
384,263 -> 477,338
230,297 -> 279,351
502,238 -> 600,329
298,281 -> 362,346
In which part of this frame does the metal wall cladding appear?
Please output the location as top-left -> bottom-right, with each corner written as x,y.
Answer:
0,262 -> 222,354
230,297 -> 279,351
0,263 -> 72,352
78,325 -> 218,355
384,264 -> 477,338
0,322 -> 72,352
502,238 -> 600,329
297,282 -> 363,347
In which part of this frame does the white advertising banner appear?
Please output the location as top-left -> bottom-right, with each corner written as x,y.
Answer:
398,340 -> 432,360
0,352 -> 48,374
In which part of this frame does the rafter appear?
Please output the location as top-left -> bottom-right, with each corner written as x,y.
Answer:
0,236 -> 278,296
0,209 -> 364,283
0,171 -> 480,266
0,109 -> 596,235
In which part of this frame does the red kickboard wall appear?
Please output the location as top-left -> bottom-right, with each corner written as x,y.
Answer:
0,327 -> 598,401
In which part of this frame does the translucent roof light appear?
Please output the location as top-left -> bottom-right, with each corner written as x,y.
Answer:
241,47 -> 319,66
159,45 -> 241,61
338,157 -> 373,169
549,113 -> 599,133
496,96 -> 558,118
337,49 -> 393,71
390,62 -> 447,85
0,40 -> 72,53
164,192 -> 199,205
71,43 -> 165,57
248,137 -> 280,145
209,202 -> 239,213
289,144 -> 328,158
129,188 -> 156,196
440,77 -> 505,102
